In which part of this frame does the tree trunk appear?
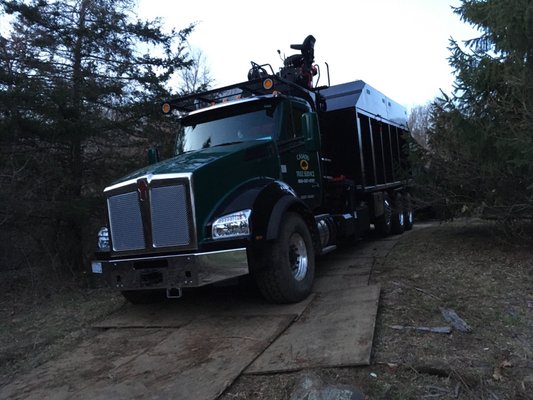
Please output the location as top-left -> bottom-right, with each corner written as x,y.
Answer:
65,0 -> 90,273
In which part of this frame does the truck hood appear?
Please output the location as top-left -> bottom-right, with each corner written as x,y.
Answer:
107,138 -> 281,245
115,140 -> 275,183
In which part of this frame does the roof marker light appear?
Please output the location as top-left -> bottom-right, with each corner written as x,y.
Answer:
263,78 -> 274,90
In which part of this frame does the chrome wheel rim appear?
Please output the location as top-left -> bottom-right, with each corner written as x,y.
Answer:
289,232 -> 308,281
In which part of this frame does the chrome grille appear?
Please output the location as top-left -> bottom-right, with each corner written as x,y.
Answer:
108,192 -> 145,252
105,175 -> 196,255
150,185 -> 190,247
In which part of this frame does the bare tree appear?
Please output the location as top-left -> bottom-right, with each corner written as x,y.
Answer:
178,46 -> 213,95
408,102 -> 432,149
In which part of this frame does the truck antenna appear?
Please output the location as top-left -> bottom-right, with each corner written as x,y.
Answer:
277,49 -> 284,62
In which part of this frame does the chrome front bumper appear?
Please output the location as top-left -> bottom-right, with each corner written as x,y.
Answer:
92,248 -> 249,291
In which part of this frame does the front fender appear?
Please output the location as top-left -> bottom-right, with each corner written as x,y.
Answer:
206,177 -> 275,236
252,182 -> 318,248
206,180 -> 318,249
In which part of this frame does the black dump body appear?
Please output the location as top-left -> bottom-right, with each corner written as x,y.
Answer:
318,81 -> 409,193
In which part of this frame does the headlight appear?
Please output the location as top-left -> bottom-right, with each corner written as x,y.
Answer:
97,227 -> 110,250
212,209 -> 251,239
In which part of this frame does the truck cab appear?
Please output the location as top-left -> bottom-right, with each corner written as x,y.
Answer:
92,79 -> 328,304
177,94 -> 322,210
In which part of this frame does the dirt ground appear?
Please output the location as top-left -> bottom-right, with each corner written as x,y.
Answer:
1,219 -> 532,399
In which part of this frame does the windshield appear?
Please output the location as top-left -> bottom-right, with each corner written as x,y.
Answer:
176,99 -> 282,155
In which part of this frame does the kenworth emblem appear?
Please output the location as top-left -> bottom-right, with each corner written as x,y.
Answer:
137,179 -> 148,202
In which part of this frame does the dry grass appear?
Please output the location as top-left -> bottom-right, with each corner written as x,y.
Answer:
0,287 -> 123,386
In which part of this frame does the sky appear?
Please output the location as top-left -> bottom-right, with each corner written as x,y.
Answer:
137,0 -> 480,111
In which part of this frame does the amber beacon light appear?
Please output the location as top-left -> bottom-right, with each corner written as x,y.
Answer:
262,78 -> 274,90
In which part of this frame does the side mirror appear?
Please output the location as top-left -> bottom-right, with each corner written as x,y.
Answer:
147,146 -> 160,165
301,112 -> 320,152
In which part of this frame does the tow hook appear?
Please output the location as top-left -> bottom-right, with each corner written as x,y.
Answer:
166,287 -> 182,299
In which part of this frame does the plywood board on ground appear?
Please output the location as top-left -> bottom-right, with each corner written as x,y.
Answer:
94,288 -> 313,329
317,255 -> 372,276
312,273 -> 370,292
1,315 -> 294,400
245,284 -> 381,374
347,239 -> 398,258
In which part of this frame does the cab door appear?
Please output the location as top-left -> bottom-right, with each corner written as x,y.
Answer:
277,101 -> 322,210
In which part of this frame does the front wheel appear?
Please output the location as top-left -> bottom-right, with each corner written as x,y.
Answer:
254,212 -> 315,304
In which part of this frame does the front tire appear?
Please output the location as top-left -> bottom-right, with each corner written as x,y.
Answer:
254,212 -> 315,304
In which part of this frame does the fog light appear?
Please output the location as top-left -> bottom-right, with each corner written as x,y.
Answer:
212,210 -> 251,239
97,227 -> 109,250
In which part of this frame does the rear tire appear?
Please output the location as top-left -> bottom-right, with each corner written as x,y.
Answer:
392,193 -> 405,235
375,193 -> 392,236
254,212 -> 315,304
121,289 -> 166,304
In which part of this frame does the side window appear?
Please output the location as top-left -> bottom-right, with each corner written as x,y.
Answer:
281,104 -> 307,141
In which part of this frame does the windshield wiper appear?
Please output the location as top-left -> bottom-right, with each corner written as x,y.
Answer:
213,141 -> 244,147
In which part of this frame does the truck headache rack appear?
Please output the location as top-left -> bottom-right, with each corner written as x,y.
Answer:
162,75 -> 317,114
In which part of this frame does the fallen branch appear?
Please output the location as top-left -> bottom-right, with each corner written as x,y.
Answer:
415,287 -> 443,301
440,308 -> 472,333
390,325 -> 452,334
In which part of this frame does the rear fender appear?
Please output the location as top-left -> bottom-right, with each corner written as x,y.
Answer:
372,191 -> 384,218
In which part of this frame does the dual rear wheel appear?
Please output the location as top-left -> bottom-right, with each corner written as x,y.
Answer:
375,191 -> 414,236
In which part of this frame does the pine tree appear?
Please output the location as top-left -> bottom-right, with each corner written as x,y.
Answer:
415,0 -> 533,221
0,0 -> 193,277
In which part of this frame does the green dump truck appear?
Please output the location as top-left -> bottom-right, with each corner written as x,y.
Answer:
92,35 -> 413,304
